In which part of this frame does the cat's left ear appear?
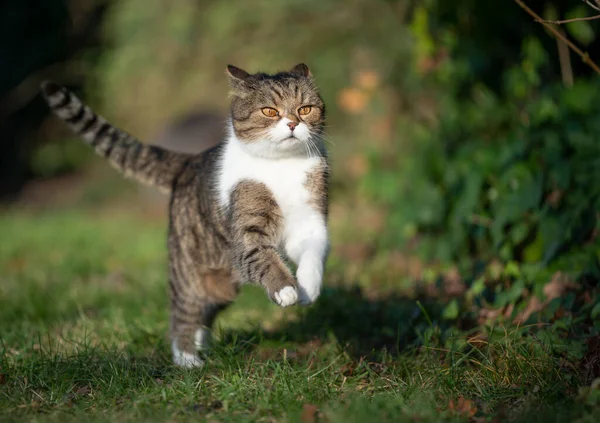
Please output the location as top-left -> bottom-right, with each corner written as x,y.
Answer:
290,63 -> 312,78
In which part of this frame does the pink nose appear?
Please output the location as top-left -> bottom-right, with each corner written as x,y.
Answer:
287,122 -> 298,131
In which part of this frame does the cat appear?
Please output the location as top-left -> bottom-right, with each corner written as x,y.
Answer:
40,63 -> 330,367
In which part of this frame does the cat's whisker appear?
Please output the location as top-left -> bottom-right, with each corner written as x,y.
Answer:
304,140 -> 314,158
302,140 -> 311,158
311,140 -> 319,158
306,136 -> 319,158
317,129 -> 336,147
308,139 -> 320,158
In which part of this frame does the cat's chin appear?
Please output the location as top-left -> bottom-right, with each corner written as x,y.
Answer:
238,137 -> 314,160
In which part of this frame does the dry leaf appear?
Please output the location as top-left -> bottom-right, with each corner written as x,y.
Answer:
75,386 -> 91,396
301,403 -> 319,423
443,267 -> 466,297
546,190 -> 564,207
544,271 -> 572,300
513,296 -> 543,324
448,396 -> 478,418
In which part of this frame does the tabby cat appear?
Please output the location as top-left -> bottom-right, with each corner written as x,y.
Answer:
40,63 -> 329,367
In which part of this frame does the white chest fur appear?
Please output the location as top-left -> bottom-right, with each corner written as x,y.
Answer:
218,136 -> 324,237
217,135 -> 329,305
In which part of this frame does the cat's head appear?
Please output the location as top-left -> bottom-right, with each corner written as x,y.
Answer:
226,63 -> 325,158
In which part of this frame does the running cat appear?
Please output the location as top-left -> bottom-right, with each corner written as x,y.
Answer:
40,63 -> 329,367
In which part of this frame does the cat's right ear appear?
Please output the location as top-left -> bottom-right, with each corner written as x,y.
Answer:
226,65 -> 252,96
226,65 -> 250,81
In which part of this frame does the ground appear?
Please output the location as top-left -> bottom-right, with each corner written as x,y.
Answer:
0,173 -> 599,422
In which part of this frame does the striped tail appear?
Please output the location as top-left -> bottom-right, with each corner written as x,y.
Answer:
40,81 -> 191,193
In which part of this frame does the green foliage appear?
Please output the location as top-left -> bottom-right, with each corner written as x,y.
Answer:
96,0 -> 413,138
30,138 -> 93,178
364,6 -> 600,325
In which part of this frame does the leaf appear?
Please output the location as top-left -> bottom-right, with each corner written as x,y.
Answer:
504,261 -> 521,278
523,232 -> 544,263
506,279 -> 525,303
301,404 -> 319,423
543,272 -> 572,301
565,6 -> 596,45
447,397 -> 478,418
591,302 -> 600,320
468,277 -> 486,297
442,299 -> 459,320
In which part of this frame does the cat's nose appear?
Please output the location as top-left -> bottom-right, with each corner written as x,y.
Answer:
287,122 -> 298,131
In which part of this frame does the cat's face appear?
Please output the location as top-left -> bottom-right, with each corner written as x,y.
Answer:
227,64 -> 325,158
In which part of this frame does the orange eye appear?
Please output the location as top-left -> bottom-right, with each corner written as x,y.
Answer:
298,106 -> 312,116
261,107 -> 279,117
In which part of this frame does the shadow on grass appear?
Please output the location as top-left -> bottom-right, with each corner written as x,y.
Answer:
221,286 -> 470,359
2,286 -> 592,423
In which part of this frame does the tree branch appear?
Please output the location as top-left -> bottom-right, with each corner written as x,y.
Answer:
514,0 -> 600,76
537,14 -> 600,25
582,0 -> 600,13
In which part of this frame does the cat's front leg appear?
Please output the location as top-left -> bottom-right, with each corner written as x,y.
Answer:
285,221 -> 329,306
229,181 -> 299,307
296,248 -> 326,305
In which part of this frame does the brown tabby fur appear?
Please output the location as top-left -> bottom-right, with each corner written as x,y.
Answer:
40,63 -> 328,366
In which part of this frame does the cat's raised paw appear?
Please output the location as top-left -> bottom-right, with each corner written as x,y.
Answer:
298,285 -> 321,306
296,264 -> 322,306
273,286 -> 298,307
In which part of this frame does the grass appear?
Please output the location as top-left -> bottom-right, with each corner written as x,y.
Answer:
0,195 -> 598,422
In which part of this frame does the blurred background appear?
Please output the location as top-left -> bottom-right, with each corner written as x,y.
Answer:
2,0 -> 600,338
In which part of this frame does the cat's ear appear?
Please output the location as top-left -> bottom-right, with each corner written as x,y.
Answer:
226,65 -> 250,81
226,65 -> 252,96
289,63 -> 311,77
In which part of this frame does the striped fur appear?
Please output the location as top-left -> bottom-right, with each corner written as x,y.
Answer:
40,82 -> 190,193
40,63 -> 329,367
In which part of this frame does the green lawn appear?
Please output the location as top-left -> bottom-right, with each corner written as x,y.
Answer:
0,203 -> 598,422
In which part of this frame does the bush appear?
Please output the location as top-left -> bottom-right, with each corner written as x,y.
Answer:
363,4 -> 600,325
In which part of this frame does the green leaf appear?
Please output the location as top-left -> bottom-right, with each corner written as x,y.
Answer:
523,232 -> 544,263
506,279 -> 525,303
504,261 -> 521,278
591,302 -> 600,320
565,6 -> 596,45
442,299 -> 459,320
466,277 -> 486,303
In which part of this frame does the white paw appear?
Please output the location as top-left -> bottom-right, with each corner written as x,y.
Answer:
173,351 -> 204,368
297,264 -> 322,306
172,341 -> 204,368
273,286 -> 298,307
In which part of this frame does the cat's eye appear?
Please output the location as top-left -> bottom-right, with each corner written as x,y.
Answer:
298,106 -> 312,116
261,107 -> 279,117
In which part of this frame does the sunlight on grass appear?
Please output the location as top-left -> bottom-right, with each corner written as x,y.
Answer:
0,206 -> 596,422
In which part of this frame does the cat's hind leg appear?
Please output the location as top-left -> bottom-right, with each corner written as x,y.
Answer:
169,268 -> 238,368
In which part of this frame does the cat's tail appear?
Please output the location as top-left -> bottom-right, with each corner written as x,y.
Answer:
40,81 -> 191,193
